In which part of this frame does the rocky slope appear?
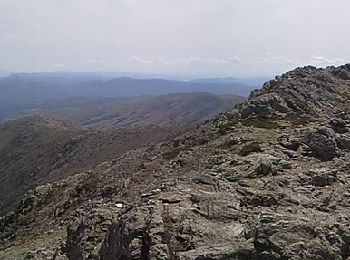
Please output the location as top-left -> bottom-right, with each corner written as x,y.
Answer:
0,116 -> 180,216
2,65 -> 350,259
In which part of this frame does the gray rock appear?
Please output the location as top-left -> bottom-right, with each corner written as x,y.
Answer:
336,134 -> 350,150
250,155 -> 292,178
277,133 -> 300,151
255,158 -> 274,176
308,169 -> 337,187
304,127 -> 338,161
240,93 -> 290,119
330,118 -> 348,134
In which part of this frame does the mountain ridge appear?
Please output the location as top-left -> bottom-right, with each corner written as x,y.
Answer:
0,74 -> 248,122
239,65 -> 350,119
2,65 -> 350,259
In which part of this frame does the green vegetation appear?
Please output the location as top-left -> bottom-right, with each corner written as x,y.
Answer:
162,147 -> 183,160
241,116 -> 279,129
217,121 -> 238,135
218,139 -> 239,149
238,142 -> 262,156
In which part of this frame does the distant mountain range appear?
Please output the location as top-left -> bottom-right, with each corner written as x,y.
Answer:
13,92 -> 244,128
0,72 -> 253,123
3,72 -> 264,97
7,71 -> 270,84
191,76 -> 270,86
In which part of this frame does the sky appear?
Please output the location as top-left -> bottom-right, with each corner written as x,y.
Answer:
0,0 -> 349,77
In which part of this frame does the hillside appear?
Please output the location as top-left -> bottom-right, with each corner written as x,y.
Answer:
0,74 -> 250,122
16,92 -> 244,128
0,116 -> 180,216
2,65 -> 350,259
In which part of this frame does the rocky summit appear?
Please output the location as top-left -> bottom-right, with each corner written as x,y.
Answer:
2,65 -> 350,259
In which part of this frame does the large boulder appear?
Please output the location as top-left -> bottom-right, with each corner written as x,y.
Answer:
303,127 -> 338,161
240,93 -> 290,119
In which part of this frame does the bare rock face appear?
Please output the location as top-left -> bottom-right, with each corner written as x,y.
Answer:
99,223 -> 151,260
3,65 -> 350,260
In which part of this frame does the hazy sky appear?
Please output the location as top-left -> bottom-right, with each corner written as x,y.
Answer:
0,0 -> 349,77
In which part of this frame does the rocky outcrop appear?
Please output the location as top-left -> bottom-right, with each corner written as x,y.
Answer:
239,65 -> 350,119
276,117 -> 350,162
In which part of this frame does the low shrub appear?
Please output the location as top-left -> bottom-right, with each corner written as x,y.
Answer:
238,142 -> 262,156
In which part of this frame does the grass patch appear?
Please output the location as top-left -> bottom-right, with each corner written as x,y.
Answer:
241,116 -> 279,129
238,142 -> 262,156
217,121 -> 238,135
162,147 -> 183,160
218,139 -> 239,149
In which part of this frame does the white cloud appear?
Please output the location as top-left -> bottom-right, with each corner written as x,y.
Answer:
256,53 -> 295,65
310,55 -> 346,67
51,63 -> 68,69
131,56 -> 155,64
81,58 -> 110,65
130,56 -> 241,66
